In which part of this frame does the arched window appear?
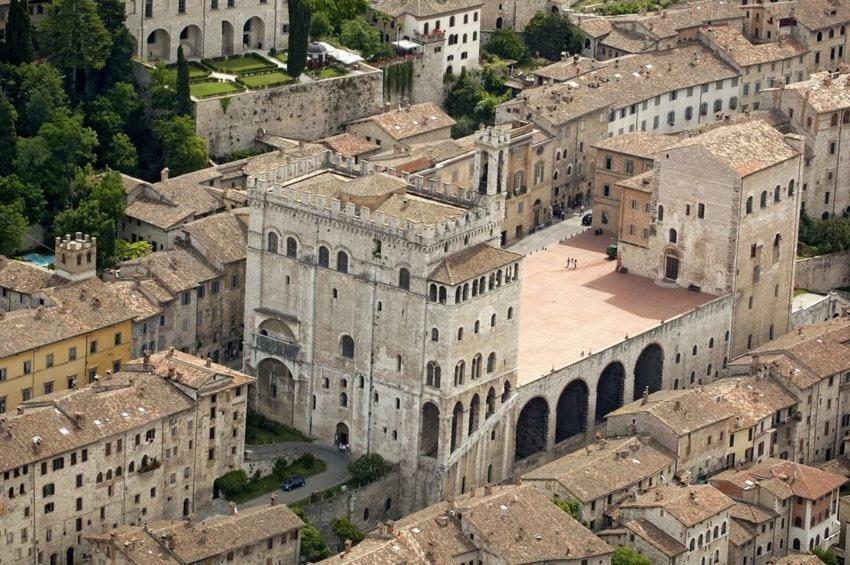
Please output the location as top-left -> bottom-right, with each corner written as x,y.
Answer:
429,284 -> 437,302
788,179 -> 795,196
339,393 -> 348,407
398,268 -> 410,290
267,232 -> 278,253
669,229 -> 678,244
698,534 -> 703,547
746,196 -> 753,214
487,352 -> 496,373
690,539 -> 695,550
454,361 -> 465,385
336,251 -> 349,273
318,246 -> 329,267
439,286 -> 447,304
96,472 -> 103,483
794,516 -> 802,527
427,362 -> 441,387
286,237 -> 297,258
774,185 -> 781,203
832,113 -> 840,127
455,286 -> 462,303
533,161 -> 545,185
760,191 -> 768,208
692,345 -> 698,356
449,15 -> 455,25
507,306 -> 514,320
513,171 -> 524,192
713,526 -> 719,538
129,461 -> 135,473
457,327 -> 464,341
490,313 -> 496,327
472,353 -> 482,379
721,522 -> 726,534
431,328 -> 439,342
474,320 -> 480,333
472,279 -> 479,296
340,335 -> 355,359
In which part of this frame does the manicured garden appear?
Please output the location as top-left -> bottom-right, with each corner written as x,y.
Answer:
309,66 -> 347,80
189,80 -> 241,98
203,52 -> 278,74
239,70 -> 296,89
245,410 -> 313,444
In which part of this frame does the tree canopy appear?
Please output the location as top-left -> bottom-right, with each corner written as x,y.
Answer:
612,547 -> 652,565
523,11 -> 583,61
155,116 -> 210,177
339,16 -> 392,60
1,0 -> 34,65
0,96 -> 17,176
484,29 -> 527,62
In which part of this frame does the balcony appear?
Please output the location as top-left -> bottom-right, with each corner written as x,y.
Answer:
252,333 -> 301,362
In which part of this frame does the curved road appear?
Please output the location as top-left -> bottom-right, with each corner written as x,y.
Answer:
204,440 -> 351,516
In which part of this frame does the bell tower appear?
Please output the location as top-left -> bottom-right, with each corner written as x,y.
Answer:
473,126 -> 510,196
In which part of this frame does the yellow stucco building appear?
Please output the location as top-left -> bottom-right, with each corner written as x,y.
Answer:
0,276 -> 133,412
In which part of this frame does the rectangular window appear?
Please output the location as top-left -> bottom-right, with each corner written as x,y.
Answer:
0,368 -> 5,381
90,340 -> 98,354
178,0 -> 185,12
23,360 -> 31,375
22,388 -> 32,401
43,381 -> 53,395
181,292 -> 190,305
45,354 -> 53,368
197,285 -> 205,299
114,332 -> 122,346
68,347 -> 77,360
211,0 -> 218,7
211,280 -> 220,294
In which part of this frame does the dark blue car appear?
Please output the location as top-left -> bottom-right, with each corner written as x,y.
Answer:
281,476 -> 306,491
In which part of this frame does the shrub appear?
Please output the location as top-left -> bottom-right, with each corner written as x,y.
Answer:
273,457 -> 288,477
215,470 -> 248,496
300,524 -> 331,561
298,452 -> 317,469
331,517 -> 364,545
551,497 -> 580,521
348,453 -> 389,484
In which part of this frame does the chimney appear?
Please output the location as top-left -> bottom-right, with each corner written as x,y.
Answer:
689,491 -> 698,504
484,484 -> 492,496
641,386 -> 649,404
270,495 -> 278,507
167,366 -> 176,379
228,502 -> 237,515
386,521 -> 395,534
31,436 -> 43,453
143,350 -> 150,364
205,357 -> 212,368
674,400 -> 681,411
167,346 -> 175,358
161,167 -> 170,181
185,514 -> 195,528
344,540 -> 352,555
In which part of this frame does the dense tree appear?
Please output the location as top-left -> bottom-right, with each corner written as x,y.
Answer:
799,211 -> 850,256
0,97 -> 17,176
14,113 -> 98,215
331,517 -> 364,546
811,548 -> 838,565
40,0 -> 112,94
484,29 -> 527,62
339,16 -> 391,60
53,169 -> 125,266
523,11 -> 583,61
1,0 -> 34,65
347,453 -> 389,484
102,133 -> 139,174
0,175 -> 45,224
306,0 -> 367,31
309,11 -> 332,40
287,0 -> 308,78
14,63 -> 70,136
551,497 -> 581,521
155,116 -> 209,177
0,200 -> 28,255
114,240 -> 151,262
175,46 -> 192,117
300,525 -> 331,562
612,547 -> 652,565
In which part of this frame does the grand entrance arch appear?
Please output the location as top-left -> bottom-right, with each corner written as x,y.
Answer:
146,29 -> 170,61
256,358 -> 296,426
420,402 -> 439,457
555,380 -> 588,443
634,343 -> 664,401
179,24 -> 203,57
596,362 -> 625,421
242,17 -> 265,49
221,21 -> 235,56
515,397 -> 549,459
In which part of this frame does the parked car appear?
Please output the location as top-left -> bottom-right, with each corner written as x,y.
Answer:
581,213 -> 593,226
281,476 -> 306,491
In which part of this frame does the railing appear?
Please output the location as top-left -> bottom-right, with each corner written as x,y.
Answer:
252,333 -> 301,362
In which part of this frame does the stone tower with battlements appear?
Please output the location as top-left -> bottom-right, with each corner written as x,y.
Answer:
55,233 -> 97,282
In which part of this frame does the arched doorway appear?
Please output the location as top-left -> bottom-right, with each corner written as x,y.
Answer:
335,422 -> 349,446
634,344 -> 664,401
555,380 -> 588,443
665,254 -> 680,281
256,358 -> 296,426
533,199 -> 542,226
420,403 -> 439,457
515,397 -> 548,459
468,394 -> 480,435
179,24 -> 203,57
146,29 -> 170,61
66,548 -> 74,565
182,498 -> 190,516
221,21 -> 235,56
596,362 -> 625,421
495,17 -> 503,29
242,17 -> 265,49
450,402 -> 464,452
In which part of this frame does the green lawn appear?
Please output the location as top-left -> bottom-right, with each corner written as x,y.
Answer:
310,66 -> 347,80
240,71 -> 295,89
187,61 -> 211,78
189,80 -> 239,98
206,53 -> 276,74
245,410 -> 313,444
275,51 -> 288,63
228,455 -> 326,503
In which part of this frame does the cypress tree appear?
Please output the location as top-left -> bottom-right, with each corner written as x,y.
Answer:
0,97 -> 16,176
287,0 -> 308,78
175,45 -> 192,116
2,0 -> 34,65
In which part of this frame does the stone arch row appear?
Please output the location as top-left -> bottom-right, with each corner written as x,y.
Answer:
141,16 -> 265,62
514,343 -> 664,460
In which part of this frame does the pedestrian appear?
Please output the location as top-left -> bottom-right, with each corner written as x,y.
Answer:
566,257 -> 571,269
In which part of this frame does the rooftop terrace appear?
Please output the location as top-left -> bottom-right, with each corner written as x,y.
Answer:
516,231 -> 715,384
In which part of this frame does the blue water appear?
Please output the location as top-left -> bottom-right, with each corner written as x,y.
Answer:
22,253 -> 55,267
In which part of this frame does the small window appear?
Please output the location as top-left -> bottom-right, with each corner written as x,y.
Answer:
340,335 -> 355,359
398,268 -> 410,290
336,251 -> 349,273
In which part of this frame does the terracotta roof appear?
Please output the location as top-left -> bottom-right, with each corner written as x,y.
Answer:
608,388 -> 734,436
0,257 -> 64,295
666,120 -> 800,176
339,172 -> 409,198
504,44 -> 737,127
118,246 -> 219,295
702,25 -> 807,67
601,27 -> 654,54
784,72 -> 850,113
819,456 -> 850,478
729,318 -> 850,389
619,485 -> 734,527
793,0 -> 850,31
367,137 -> 476,172
238,142 -> 326,178
181,211 -> 248,266
87,503 -> 302,564
576,18 -> 613,38
147,349 -> 254,392
124,168 -> 224,230
775,555 -> 825,565
624,518 -> 687,557
729,518 -> 756,546
104,280 -> 163,322
713,458 -> 848,501
593,131 -> 679,159
703,376 -> 797,430
321,485 -> 612,564
533,56 -> 604,81
429,244 -> 522,285
348,102 -> 455,141
369,0 -> 483,18
728,501 -> 778,525
617,171 -> 655,192
321,133 -> 381,157
375,193 -> 465,224
522,436 -> 674,503
0,277 -> 135,358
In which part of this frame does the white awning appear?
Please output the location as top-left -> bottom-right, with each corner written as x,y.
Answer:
391,39 -> 420,50
319,42 -> 363,65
